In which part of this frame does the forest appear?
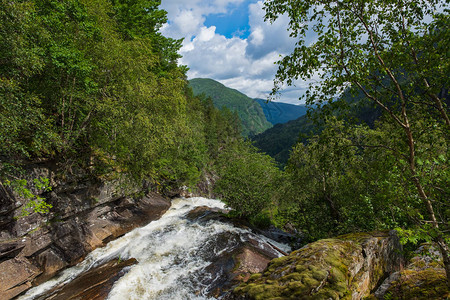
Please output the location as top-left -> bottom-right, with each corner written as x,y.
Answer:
0,0 -> 449,290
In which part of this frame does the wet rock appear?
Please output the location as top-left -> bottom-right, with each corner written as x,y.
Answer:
234,247 -> 274,281
0,257 -> 41,299
0,162 -> 171,299
204,236 -> 281,298
256,225 -> 303,250
35,258 -> 137,300
186,206 -> 229,221
226,231 -> 404,300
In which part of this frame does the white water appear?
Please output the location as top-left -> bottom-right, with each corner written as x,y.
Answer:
19,197 -> 289,300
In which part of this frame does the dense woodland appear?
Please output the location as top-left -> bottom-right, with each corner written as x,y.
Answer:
0,0 -> 250,195
0,0 -> 449,285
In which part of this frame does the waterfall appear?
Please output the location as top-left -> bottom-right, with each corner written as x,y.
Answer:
19,197 -> 289,300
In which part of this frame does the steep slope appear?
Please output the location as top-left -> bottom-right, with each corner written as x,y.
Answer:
252,114 -> 316,166
252,91 -> 382,166
254,99 -> 307,125
189,78 -> 272,136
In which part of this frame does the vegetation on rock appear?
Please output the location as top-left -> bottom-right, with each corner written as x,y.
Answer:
232,231 -> 403,300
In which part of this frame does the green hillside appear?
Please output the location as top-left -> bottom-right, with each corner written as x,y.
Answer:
251,114 -> 314,165
189,78 -> 272,136
255,98 -> 307,125
252,90 -> 382,166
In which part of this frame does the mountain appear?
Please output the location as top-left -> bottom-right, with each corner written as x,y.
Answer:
189,78 -> 272,136
252,90 -> 382,166
254,99 -> 307,125
252,114 -> 315,166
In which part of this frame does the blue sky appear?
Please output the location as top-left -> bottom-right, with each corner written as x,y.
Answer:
159,0 -> 309,104
204,1 -> 252,38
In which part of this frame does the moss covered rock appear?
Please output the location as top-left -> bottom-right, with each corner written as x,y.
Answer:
226,231 -> 403,300
378,244 -> 449,300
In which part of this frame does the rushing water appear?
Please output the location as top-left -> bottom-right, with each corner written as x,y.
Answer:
19,197 -> 289,300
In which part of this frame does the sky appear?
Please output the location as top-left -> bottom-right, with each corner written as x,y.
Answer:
159,0 -> 307,105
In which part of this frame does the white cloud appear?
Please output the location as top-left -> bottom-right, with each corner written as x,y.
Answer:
160,0 -> 309,104
197,26 -> 216,42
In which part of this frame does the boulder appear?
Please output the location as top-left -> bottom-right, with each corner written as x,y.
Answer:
202,234 -> 283,298
226,231 -> 404,300
37,258 -> 137,300
374,243 -> 449,299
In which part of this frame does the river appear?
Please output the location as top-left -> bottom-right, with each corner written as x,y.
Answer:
18,197 -> 289,300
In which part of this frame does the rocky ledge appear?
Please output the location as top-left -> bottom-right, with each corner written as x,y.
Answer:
373,243 -> 449,300
225,231 -> 404,300
0,163 -> 171,299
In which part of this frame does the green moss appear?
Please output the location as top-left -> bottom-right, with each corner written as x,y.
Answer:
302,276 -> 320,288
232,232 -> 396,300
387,268 -> 449,299
249,273 -> 262,281
295,264 -> 307,273
310,268 -> 328,281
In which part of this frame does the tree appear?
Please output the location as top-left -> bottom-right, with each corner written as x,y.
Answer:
264,0 -> 450,284
214,141 -> 281,219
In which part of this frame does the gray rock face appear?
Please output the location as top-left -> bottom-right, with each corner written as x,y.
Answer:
0,163 -> 171,299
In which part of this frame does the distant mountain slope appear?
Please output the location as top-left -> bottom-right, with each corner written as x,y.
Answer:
252,90 -> 382,166
189,78 -> 272,136
252,114 -> 315,166
254,99 -> 307,125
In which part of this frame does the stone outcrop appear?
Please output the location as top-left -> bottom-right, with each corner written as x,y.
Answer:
0,162 -> 171,299
373,243 -> 449,299
226,231 -> 404,300
185,206 -> 287,298
36,258 -> 137,300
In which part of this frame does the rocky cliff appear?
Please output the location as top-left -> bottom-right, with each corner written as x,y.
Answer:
0,162 -> 171,299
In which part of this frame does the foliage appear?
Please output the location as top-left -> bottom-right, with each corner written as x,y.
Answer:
278,116 -> 447,240
265,0 -> 450,282
0,0 -> 258,225
214,141 -> 282,218
252,88 -> 380,166
4,177 -> 52,216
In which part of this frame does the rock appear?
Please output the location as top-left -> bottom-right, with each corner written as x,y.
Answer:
375,243 -> 449,299
36,258 -> 137,300
0,162 -> 171,299
0,257 -> 41,299
202,233 -> 282,298
234,247 -> 274,281
0,242 -> 25,260
34,248 -> 68,284
227,231 -> 404,300
21,230 -> 52,257
186,206 -> 230,221
256,225 -> 303,250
